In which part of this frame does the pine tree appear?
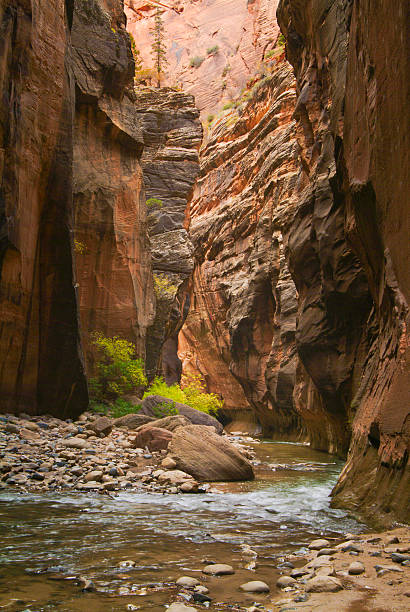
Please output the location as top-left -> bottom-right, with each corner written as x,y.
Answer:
150,7 -> 168,88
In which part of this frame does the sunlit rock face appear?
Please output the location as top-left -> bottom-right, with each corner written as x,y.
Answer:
0,0 -> 88,417
125,0 -> 280,117
179,58 -> 304,437
72,1 -> 155,373
132,89 -> 202,382
278,0 -> 409,524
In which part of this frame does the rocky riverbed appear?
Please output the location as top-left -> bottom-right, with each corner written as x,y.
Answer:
0,412 -> 255,496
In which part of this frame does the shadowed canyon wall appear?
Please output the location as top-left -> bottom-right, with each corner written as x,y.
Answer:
278,0 -> 410,523
71,0 -> 155,372
0,0 -> 88,417
179,59 -> 303,436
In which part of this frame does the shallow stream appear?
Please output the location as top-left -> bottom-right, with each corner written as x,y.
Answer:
0,441 -> 365,611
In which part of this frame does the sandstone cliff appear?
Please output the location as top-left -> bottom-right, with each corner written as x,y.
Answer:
125,0 -> 280,117
72,1 -> 155,371
132,88 -> 201,382
278,0 -> 410,523
179,59 -> 303,436
0,0 -> 87,417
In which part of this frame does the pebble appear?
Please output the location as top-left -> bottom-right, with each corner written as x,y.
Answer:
348,561 -> 365,575
176,576 -> 200,587
240,580 -> 270,593
202,563 -> 234,576
276,576 -> 296,588
167,604 -> 197,612
308,539 -> 330,550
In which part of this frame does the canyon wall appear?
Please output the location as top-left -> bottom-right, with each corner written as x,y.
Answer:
72,0 -> 155,372
132,88 -> 201,382
0,0 -> 88,417
125,0 -> 280,117
179,59 -> 303,436
278,0 -> 410,523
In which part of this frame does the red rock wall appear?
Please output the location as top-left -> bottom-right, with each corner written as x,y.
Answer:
125,0 -> 280,117
0,0 -> 88,417
179,60 -> 304,436
278,0 -> 410,524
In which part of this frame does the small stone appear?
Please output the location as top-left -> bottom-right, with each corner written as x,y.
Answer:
336,540 -> 363,553
167,604 -> 197,612
348,561 -> 365,575
161,456 -> 177,469
179,480 -> 198,493
307,555 -> 333,569
5,424 -> 19,434
84,471 -> 103,482
386,536 -> 400,545
240,580 -> 269,593
317,548 -> 337,556
308,539 -> 330,550
119,560 -> 135,568
194,585 -> 209,594
276,576 -> 296,588
31,472 -> 45,481
60,438 -> 89,450
176,576 -> 200,587
305,576 -> 343,593
391,553 -> 410,564
202,563 -> 234,576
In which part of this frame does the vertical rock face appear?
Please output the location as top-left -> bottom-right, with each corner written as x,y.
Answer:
125,0 -> 280,116
72,1 -> 155,370
0,1 -> 87,417
278,0 -> 409,523
179,60 -> 303,436
131,88 -> 202,381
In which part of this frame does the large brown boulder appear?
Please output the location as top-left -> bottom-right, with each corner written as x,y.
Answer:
141,395 -> 223,434
89,416 -> 113,436
136,415 -> 190,433
133,426 -> 172,451
168,425 -> 254,482
114,414 -> 155,429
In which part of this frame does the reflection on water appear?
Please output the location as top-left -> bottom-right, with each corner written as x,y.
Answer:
0,441 -> 365,611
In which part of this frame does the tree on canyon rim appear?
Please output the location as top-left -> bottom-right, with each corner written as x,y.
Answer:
150,7 -> 168,87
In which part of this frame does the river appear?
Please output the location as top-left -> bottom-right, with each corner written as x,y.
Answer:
0,440 -> 365,611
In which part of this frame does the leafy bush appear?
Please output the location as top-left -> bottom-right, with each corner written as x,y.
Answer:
152,400 -> 178,418
74,239 -> 87,254
143,374 -> 223,416
222,101 -> 234,111
189,56 -> 204,68
207,114 -> 215,124
90,333 -> 147,403
207,45 -> 219,55
146,197 -> 163,209
154,274 -> 178,299
222,64 -> 230,77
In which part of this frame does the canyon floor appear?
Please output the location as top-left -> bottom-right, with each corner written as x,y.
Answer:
0,413 -> 408,611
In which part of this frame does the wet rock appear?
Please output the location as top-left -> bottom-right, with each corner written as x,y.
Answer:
78,576 -> 95,592
119,560 -> 135,568
194,585 -> 209,594
240,580 -> 270,592
176,576 -> 200,587
167,604 -> 197,612
133,427 -> 173,452
276,576 -> 297,588
168,425 -> 254,481
202,564 -> 234,576
348,561 -> 365,575
308,539 -> 330,550
305,576 -> 343,593
179,480 -> 199,493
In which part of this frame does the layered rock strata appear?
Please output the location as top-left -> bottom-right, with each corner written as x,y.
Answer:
278,0 -> 410,523
72,1 -> 155,371
131,89 -> 201,381
125,0 -> 280,116
0,0 -> 87,417
179,60 -> 303,436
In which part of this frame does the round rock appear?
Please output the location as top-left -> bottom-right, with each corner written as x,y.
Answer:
305,576 -> 343,593
167,604 -> 197,612
240,580 -> 270,593
276,575 -> 296,588
308,539 -> 330,550
176,576 -> 200,587
202,563 -> 234,576
348,561 -> 365,575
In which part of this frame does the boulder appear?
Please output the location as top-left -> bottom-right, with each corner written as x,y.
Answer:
89,416 -> 113,436
276,576 -> 297,588
133,426 -> 172,451
305,576 -> 343,593
157,470 -> 193,486
168,425 -> 254,481
114,414 -> 155,429
141,395 -> 223,433
137,415 -> 190,433
240,581 -> 270,593
348,561 -> 365,575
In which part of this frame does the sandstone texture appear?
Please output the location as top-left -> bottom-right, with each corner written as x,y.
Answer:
126,0 -> 281,117
179,59 -> 303,437
0,0 -> 88,417
72,1 -> 155,371
168,424 -> 255,481
132,89 -> 201,382
277,0 -> 410,523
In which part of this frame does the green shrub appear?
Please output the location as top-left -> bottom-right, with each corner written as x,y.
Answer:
146,197 -> 163,208
89,333 -> 147,404
143,374 -> 223,416
74,239 -> 87,254
222,101 -> 235,111
207,114 -> 215,123
265,49 -> 275,59
222,64 -> 230,78
277,33 -> 285,47
207,45 -> 219,55
189,56 -> 204,68
152,400 -> 178,418
154,274 -> 178,299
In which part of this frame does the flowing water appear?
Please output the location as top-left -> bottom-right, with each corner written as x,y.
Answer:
0,441 -> 365,611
